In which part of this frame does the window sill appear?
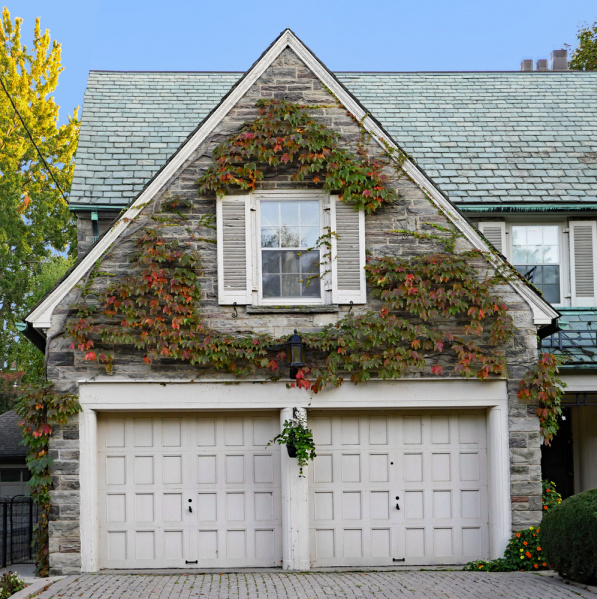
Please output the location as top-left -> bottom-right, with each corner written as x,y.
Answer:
246,305 -> 340,314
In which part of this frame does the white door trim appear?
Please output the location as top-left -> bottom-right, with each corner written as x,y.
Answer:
77,380 -> 510,572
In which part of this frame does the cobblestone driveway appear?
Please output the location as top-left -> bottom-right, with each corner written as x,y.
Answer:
33,571 -> 596,598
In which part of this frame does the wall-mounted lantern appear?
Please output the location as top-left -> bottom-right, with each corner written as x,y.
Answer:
286,330 -> 306,379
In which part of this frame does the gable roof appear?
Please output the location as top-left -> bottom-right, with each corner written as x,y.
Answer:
28,29 -> 558,335
69,70 -> 597,209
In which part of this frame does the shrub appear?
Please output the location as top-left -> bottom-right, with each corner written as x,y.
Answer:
0,571 -> 26,599
464,526 -> 547,572
541,488 -> 597,584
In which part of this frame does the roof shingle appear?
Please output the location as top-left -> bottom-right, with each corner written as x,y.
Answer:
69,71 -> 597,208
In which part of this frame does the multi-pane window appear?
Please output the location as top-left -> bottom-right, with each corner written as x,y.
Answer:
512,225 -> 560,303
260,200 -> 321,299
0,468 -> 30,482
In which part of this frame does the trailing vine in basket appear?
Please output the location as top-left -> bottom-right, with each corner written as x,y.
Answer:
14,383 -> 81,576
268,416 -> 317,476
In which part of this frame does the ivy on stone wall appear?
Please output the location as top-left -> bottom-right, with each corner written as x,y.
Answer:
66,99 -> 564,450
15,383 -> 81,576
197,99 -> 402,213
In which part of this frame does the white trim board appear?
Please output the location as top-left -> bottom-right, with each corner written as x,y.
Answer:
560,374 -> 597,392
27,29 -> 557,333
78,379 -> 511,572
79,378 -> 507,411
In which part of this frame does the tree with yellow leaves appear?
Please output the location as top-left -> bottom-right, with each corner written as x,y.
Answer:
0,7 -> 78,389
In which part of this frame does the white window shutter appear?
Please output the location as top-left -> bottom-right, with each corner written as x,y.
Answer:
330,197 -> 366,304
570,220 -> 597,307
216,195 -> 252,304
478,221 -> 506,254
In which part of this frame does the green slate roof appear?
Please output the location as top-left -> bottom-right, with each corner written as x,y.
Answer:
541,308 -> 597,367
70,70 -> 597,208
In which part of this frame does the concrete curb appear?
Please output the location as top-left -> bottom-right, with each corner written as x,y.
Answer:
8,577 -> 65,599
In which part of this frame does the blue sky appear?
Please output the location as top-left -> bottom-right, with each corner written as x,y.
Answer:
12,0 -> 597,125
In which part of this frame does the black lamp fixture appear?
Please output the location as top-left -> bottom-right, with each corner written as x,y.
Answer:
286,329 -> 306,379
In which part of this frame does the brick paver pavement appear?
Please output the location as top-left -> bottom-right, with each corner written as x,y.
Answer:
32,571 -> 596,599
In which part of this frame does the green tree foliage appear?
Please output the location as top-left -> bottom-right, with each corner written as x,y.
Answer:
569,20 -> 597,71
0,8 -> 79,380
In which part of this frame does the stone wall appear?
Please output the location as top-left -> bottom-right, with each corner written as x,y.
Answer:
45,48 -> 543,574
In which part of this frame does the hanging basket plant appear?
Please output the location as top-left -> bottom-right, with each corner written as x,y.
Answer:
269,416 -> 316,476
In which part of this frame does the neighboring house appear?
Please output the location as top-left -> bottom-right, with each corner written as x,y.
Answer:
0,411 -> 29,498
20,31 -> 597,575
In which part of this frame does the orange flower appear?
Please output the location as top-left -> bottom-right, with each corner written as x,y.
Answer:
542,562 -> 547,567
537,547 -> 541,551
523,541 -> 528,546
478,565 -> 483,569
525,552 -> 532,558
516,533 -> 521,538
544,506 -> 548,510
534,564 -> 538,569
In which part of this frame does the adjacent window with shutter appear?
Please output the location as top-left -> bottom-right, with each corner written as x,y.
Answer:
476,219 -> 597,308
511,225 -> 561,304
216,192 -> 366,306
478,221 -> 506,254
570,221 -> 597,306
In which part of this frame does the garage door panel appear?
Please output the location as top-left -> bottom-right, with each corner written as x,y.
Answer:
99,413 -> 282,569
196,419 -> 216,446
162,418 -> 182,447
309,411 -> 489,566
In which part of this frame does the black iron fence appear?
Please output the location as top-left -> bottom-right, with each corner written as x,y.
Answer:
0,496 -> 39,567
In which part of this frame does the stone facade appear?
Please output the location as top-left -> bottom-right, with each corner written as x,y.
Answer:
45,48 -> 543,574
75,212 -> 121,258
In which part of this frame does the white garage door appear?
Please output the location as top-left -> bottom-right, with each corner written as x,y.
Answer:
309,411 -> 489,566
98,413 -> 282,569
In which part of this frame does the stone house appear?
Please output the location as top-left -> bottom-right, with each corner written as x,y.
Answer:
22,30 -> 597,575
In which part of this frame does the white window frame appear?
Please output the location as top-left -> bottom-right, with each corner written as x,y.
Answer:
503,220 -> 569,308
252,191 -> 330,306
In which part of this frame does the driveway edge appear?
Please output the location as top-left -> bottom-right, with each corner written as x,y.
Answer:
8,576 -> 65,599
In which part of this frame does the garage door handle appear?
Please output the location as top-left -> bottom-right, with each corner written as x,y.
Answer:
188,506 -> 193,513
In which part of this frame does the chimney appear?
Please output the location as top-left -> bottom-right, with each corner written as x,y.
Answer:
536,59 -> 548,71
520,59 -> 533,71
550,49 -> 568,70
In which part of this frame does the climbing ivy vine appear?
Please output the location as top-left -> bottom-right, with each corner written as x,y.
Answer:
14,383 -> 81,576
197,99 -> 402,213
518,353 -> 566,445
